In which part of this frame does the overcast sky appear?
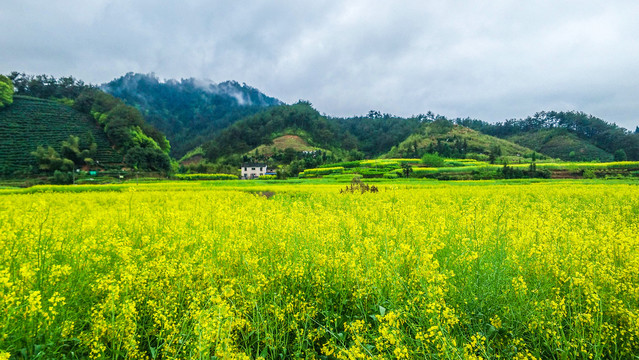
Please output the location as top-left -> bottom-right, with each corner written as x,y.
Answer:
2,0 -> 639,128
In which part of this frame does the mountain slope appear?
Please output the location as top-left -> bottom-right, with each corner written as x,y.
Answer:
0,96 -> 121,176
202,102 -> 346,163
505,129 -> 613,161
385,119 -> 537,160
103,73 -> 282,157
457,111 -> 639,161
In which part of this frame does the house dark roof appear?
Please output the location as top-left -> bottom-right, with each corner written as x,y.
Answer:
241,163 -> 267,168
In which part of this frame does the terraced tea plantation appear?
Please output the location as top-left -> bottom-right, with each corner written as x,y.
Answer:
0,180 -> 638,359
0,96 -> 121,175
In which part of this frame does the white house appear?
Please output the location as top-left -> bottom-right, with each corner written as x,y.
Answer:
241,163 -> 267,179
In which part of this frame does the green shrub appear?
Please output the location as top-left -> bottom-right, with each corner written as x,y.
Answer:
174,173 -> 238,181
52,170 -> 73,184
466,153 -> 490,162
299,167 -> 344,177
421,153 -> 447,167
318,161 -> 360,169
582,169 -> 596,179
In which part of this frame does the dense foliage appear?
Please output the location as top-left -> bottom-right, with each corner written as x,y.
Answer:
103,73 -> 282,157
0,75 -> 13,108
31,134 -> 98,176
74,89 -> 172,171
1,182 -> 638,358
335,111 -> 421,157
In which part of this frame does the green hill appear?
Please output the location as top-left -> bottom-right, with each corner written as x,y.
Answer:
0,96 -> 121,176
505,129 -> 613,161
385,119 -> 537,161
457,111 -> 639,161
203,102 -> 348,162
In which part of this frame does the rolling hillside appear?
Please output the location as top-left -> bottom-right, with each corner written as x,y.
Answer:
386,119 -> 537,160
457,111 -> 639,161
0,96 -> 121,176
202,102 -> 346,163
505,129 -> 613,161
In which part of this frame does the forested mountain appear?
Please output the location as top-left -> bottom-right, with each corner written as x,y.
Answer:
102,73 -> 282,157
201,103 -> 427,165
334,111 -> 422,157
457,111 -> 639,161
202,102 -> 347,164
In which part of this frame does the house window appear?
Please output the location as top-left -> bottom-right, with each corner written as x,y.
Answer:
252,167 -> 255,170
244,167 -> 247,171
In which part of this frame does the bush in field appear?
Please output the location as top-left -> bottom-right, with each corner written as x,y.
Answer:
174,173 -> 238,180
51,170 -> 73,184
299,166 -> 344,178
583,169 -> 596,179
421,152 -> 446,167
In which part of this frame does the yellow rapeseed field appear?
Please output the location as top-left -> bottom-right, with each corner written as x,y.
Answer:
0,181 -> 638,359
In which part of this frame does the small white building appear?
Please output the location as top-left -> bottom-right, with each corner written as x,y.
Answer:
241,163 -> 267,179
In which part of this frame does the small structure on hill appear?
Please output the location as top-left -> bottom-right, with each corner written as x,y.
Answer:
241,163 -> 267,179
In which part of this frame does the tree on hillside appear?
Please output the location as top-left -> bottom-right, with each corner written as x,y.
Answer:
614,149 -> 627,161
489,145 -> 502,164
31,146 -> 74,172
61,134 -> 97,166
401,163 -> 413,178
0,75 -> 13,108
421,153 -> 446,167
8,72 -> 89,100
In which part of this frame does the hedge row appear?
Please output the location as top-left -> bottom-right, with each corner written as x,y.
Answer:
174,173 -> 238,181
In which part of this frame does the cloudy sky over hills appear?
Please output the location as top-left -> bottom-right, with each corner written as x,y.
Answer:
2,0 -> 639,128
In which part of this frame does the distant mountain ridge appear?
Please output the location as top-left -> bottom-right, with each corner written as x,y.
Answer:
4,71 -> 639,181
102,73 -> 282,157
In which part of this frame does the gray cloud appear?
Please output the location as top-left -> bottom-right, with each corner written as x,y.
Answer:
2,0 -> 638,128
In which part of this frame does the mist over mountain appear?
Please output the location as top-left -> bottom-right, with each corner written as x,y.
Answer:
102,73 -> 282,157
